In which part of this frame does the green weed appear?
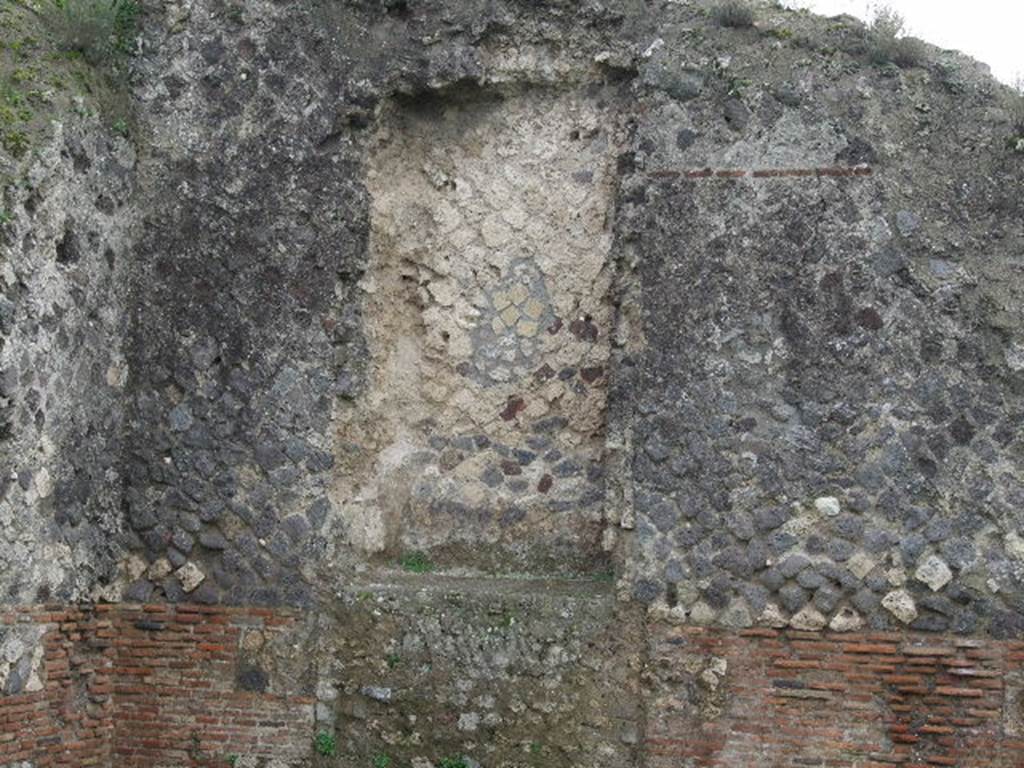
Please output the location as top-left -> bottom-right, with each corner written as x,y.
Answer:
1010,76 -> 1024,149
400,551 -> 434,574
37,0 -> 138,65
711,1 -> 755,29
314,730 -> 337,757
867,6 -> 927,69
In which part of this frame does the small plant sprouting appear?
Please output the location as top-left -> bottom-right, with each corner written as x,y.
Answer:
2,129 -> 30,158
372,754 -> 392,768
385,652 -> 401,669
35,0 -> 140,66
727,76 -> 753,99
314,730 -> 337,757
111,116 -> 129,137
867,5 -> 927,69
1010,76 -> 1024,153
226,756 -> 239,768
400,550 -> 433,574
711,1 -> 755,29
438,758 -> 469,768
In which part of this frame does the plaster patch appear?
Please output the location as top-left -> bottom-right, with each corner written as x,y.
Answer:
334,86 -> 621,572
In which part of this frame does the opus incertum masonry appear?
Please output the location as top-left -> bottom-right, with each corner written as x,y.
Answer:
1,1 -> 1022,766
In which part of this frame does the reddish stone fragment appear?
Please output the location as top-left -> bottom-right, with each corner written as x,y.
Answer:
534,364 -> 556,382
500,397 -> 526,421
568,317 -> 598,342
856,307 -> 884,331
501,460 -> 523,476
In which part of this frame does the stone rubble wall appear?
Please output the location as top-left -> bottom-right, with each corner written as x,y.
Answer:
0,116 -> 137,605
0,591 -> 638,768
1,599 -> 1021,768
622,162 -> 1024,636
338,85 -> 622,573
0,0 -> 1022,766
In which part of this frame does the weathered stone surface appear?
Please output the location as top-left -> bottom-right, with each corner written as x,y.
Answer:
915,554 -> 954,592
0,625 -> 45,695
622,37 -> 1024,633
790,605 -> 827,631
883,590 -> 919,625
758,602 -> 789,629
176,562 -> 206,593
0,113 -> 137,604
319,576 -> 641,768
2,2 -> 1024,766
829,607 -> 864,633
0,0 -> 1021,637
814,497 -> 842,518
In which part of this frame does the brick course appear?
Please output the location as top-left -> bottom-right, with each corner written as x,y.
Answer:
110,604 -> 314,768
0,606 -> 113,767
5,605 -> 1023,767
645,624 -> 1024,768
0,605 -> 314,768
647,165 -> 874,179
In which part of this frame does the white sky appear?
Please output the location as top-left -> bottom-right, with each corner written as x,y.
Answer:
783,0 -> 1022,85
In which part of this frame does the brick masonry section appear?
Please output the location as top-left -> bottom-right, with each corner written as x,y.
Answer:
646,624 -> 1024,768
0,605 -> 314,768
110,604 -> 314,768
6,605 -> 1024,767
647,166 -> 874,179
0,606 -> 113,768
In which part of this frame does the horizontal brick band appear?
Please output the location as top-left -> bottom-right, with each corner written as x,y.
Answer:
4,604 -> 1020,767
645,623 -> 1024,768
0,604 -> 314,768
647,165 -> 873,180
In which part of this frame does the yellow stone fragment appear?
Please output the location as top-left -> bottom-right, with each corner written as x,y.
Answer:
508,283 -> 530,306
492,290 -> 512,311
523,298 -> 545,320
517,319 -> 538,338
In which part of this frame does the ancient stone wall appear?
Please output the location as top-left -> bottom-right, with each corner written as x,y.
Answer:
1,0 -> 1023,766
110,604 -> 314,768
120,0 -> 371,606
622,167 -> 1024,636
3,600 -> 1022,768
117,0 -> 642,604
0,592 -> 639,768
0,118 -> 137,605
0,604 -> 313,768
340,84 -> 622,573
617,22 -> 1024,637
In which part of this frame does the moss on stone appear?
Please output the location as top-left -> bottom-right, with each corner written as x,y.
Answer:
0,0 -> 136,176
